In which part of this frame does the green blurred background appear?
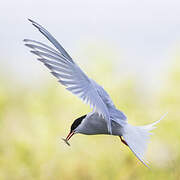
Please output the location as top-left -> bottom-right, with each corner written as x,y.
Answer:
1,0 -> 180,179
0,54 -> 180,180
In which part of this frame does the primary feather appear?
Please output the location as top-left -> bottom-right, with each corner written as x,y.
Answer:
24,19 -> 120,133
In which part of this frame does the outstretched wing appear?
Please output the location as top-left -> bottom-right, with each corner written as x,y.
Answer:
24,19 -> 113,133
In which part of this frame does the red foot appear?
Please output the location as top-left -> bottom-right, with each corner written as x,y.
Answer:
120,136 -> 128,146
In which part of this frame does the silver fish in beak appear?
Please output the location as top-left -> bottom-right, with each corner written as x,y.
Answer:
62,131 -> 75,146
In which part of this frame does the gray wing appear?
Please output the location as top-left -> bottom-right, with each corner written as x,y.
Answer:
92,80 -> 127,124
24,19 -> 114,133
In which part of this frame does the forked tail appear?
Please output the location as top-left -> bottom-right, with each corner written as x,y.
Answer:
122,113 -> 168,167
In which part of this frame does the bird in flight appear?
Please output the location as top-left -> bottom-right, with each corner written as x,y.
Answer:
24,19 -> 167,167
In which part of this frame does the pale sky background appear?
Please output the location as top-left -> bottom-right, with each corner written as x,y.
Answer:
0,0 -> 180,93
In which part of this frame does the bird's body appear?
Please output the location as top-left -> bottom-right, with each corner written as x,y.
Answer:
24,19 -> 167,168
75,112 -> 124,136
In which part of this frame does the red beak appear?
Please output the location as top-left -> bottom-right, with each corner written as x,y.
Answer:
66,131 -> 75,141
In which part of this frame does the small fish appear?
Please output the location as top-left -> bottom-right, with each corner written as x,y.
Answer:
61,138 -> 71,146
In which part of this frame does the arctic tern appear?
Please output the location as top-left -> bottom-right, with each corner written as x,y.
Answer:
24,19 -> 167,167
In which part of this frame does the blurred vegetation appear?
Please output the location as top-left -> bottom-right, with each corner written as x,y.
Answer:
0,54 -> 179,180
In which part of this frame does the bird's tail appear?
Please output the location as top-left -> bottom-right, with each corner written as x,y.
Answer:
122,113 -> 168,167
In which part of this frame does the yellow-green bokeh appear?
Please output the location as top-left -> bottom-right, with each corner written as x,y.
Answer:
0,53 -> 179,180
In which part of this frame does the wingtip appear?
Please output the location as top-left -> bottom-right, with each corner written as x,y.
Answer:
24,43 -> 32,48
23,39 -> 33,43
23,39 -> 32,43
28,19 -> 39,28
28,18 -> 34,23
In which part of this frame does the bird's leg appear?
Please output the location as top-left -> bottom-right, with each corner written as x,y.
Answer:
120,136 -> 128,146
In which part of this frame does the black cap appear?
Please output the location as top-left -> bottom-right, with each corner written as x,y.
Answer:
70,115 -> 87,132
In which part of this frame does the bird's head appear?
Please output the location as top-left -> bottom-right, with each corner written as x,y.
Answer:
64,115 -> 87,145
